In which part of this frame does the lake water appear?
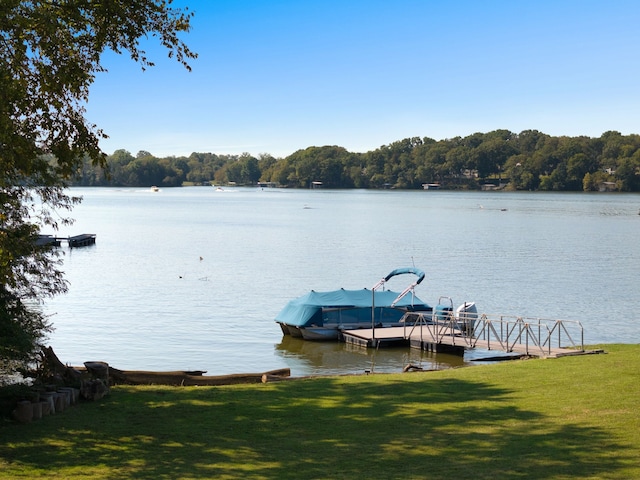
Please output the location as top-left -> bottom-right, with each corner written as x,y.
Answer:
44,187 -> 640,377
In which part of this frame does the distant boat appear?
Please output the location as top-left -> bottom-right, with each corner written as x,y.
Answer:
150,186 -> 159,192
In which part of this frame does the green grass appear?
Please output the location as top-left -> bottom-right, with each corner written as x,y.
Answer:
1,344 -> 639,479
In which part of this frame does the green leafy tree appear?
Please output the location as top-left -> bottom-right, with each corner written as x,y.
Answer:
444,146 -> 472,179
106,149 -> 136,186
615,156 -> 640,191
515,130 -> 549,154
224,160 -> 243,184
283,146 -> 351,188
566,153 -> 597,191
418,142 -> 450,183
473,135 -> 517,180
1,1 -> 196,378
504,155 -> 527,190
542,161 -> 568,191
239,154 -> 261,185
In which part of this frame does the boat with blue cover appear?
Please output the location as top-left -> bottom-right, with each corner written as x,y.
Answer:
276,268 -> 475,341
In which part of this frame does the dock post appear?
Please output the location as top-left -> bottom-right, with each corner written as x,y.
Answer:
371,290 -> 376,343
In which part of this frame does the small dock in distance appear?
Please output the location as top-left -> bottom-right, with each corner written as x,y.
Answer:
37,234 -> 96,248
341,312 -> 591,359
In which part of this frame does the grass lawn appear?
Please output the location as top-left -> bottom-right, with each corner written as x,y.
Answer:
1,344 -> 639,479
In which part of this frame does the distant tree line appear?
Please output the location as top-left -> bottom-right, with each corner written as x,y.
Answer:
72,130 -> 640,191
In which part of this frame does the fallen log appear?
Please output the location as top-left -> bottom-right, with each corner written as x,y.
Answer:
261,373 -> 300,383
108,367 -> 291,386
39,346 -> 291,387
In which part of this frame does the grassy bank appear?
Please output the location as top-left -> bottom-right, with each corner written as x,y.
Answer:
1,344 -> 639,479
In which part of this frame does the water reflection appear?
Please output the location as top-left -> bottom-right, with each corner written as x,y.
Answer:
274,335 -> 469,377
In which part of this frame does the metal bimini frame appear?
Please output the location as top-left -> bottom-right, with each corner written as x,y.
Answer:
371,268 -> 426,342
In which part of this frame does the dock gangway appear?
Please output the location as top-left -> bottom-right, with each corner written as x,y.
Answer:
401,311 -> 585,358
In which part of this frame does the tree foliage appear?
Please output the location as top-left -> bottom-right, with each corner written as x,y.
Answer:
80,130 -> 640,192
1,1 -> 196,378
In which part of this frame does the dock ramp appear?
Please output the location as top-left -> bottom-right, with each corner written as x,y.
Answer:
341,312 -> 587,358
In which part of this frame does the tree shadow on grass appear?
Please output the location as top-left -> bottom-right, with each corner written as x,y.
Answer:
0,376 -> 633,479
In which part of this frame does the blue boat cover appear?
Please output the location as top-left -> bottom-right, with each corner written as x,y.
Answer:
275,288 -> 431,327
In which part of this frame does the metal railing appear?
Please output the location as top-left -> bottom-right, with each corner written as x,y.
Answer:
401,312 -> 584,357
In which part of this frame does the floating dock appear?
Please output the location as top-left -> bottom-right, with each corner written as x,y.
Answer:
341,326 -> 467,356
341,312 -> 591,359
67,234 -> 96,247
37,234 -> 96,248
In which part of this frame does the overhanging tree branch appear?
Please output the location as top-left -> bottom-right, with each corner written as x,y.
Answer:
0,0 -> 197,377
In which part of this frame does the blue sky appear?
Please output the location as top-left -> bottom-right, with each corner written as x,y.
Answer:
87,0 -> 640,158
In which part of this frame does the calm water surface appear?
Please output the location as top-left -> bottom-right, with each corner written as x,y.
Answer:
44,187 -> 640,376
